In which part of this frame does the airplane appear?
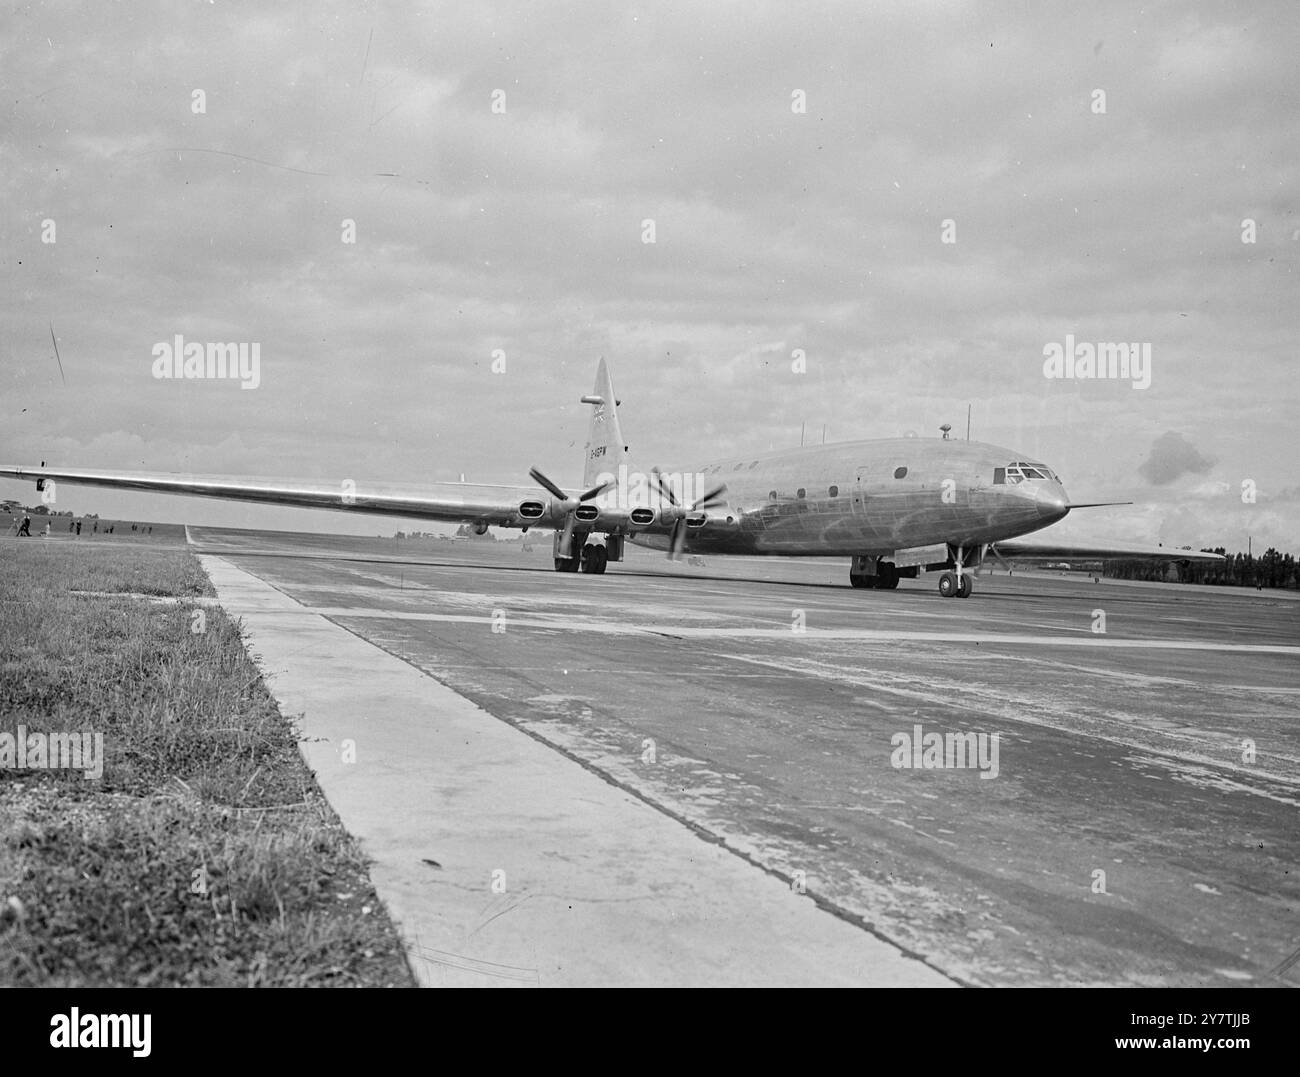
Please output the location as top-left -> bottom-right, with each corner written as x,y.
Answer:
0,358 -> 1220,597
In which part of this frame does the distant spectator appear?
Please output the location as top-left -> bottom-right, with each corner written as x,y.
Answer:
68,520 -> 74,532
17,514 -> 31,536
93,521 -> 98,534
75,521 -> 82,536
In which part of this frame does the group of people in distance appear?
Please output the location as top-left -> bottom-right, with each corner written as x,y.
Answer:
9,515 -> 148,537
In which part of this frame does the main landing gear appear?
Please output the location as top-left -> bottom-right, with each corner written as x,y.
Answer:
849,559 -> 900,589
554,545 -> 607,573
580,543 -> 608,574
554,532 -> 614,574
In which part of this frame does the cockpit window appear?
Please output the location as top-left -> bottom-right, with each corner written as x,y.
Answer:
995,462 -> 1058,484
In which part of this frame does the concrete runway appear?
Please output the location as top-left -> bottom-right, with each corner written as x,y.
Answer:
191,527 -> 1300,986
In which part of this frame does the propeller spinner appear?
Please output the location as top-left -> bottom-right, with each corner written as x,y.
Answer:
528,467 -> 613,560
649,469 -> 728,560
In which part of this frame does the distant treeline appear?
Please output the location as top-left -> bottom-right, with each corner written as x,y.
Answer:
1106,547 -> 1298,589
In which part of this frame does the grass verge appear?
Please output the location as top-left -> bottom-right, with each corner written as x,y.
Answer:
0,538 -> 416,986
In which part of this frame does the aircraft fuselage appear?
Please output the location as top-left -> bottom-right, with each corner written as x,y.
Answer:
624,437 -> 1070,558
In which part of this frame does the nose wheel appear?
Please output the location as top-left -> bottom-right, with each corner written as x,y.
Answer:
938,571 -> 972,597
938,544 -> 974,598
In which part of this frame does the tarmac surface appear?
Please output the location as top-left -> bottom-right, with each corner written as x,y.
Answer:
190,527 -> 1300,987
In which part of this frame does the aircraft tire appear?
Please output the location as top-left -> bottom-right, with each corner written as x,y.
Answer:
938,571 -> 957,598
555,557 -> 580,573
956,574 -> 972,598
581,544 -> 608,574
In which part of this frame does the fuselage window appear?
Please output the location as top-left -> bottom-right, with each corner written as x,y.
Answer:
768,490 -> 778,500
993,467 -> 1006,485
828,485 -> 839,497
893,466 -> 908,479
796,487 -> 806,499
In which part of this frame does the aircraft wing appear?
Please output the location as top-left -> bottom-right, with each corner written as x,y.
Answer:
0,464 -> 559,529
992,538 -> 1223,562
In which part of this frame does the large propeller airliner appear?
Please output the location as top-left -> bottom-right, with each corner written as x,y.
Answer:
1,358 -> 1218,597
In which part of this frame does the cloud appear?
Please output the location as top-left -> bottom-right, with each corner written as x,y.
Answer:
1138,432 -> 1216,486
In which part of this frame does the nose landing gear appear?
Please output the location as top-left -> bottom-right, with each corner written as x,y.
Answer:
937,544 -> 975,598
938,570 -> 972,598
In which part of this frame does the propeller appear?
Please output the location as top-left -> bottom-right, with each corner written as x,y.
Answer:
528,467 -> 612,559
649,468 -> 728,560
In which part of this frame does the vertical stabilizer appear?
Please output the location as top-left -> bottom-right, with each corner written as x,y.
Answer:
581,358 -> 627,487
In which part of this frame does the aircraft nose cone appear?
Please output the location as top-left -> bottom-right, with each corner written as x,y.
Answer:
1035,485 -> 1069,522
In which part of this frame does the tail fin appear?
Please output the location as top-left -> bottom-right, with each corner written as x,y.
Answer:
581,358 -> 627,487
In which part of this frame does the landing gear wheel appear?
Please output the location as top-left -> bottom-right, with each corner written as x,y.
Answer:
849,572 -> 876,589
938,571 -> 958,598
580,544 -> 608,574
554,557 -> 579,573
956,574 -> 972,598
877,563 -> 900,590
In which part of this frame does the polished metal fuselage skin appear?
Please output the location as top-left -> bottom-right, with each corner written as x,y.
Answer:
629,437 -> 1070,558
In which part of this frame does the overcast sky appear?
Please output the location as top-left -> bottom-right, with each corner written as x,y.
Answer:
2,1 -> 1297,551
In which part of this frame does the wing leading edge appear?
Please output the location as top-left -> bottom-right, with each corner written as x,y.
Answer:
0,464 -> 551,529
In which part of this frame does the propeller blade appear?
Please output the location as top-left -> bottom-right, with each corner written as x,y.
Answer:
558,514 -> 576,560
578,478 -> 614,502
649,468 -> 680,507
667,518 -> 688,560
693,483 -> 728,511
528,466 -> 568,502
